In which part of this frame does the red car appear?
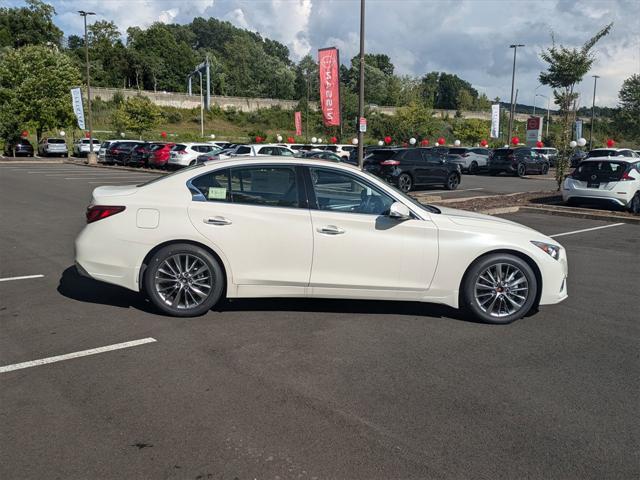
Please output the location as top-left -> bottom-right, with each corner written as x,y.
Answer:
148,143 -> 175,168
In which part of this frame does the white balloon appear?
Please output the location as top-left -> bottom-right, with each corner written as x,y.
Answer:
577,137 -> 587,147
454,139 -> 461,146
378,140 -> 384,146
120,132 -> 126,138
409,137 -> 416,145
352,138 -> 358,145
319,138 -> 324,144
311,137 -> 317,143
59,130 -> 65,137
569,140 -> 577,148
210,134 -> 216,139
276,135 -> 283,142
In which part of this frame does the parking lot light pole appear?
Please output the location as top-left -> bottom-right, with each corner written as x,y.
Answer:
507,44 -> 524,142
198,71 -> 204,138
357,0 -> 365,169
78,10 -> 96,164
589,75 -> 600,150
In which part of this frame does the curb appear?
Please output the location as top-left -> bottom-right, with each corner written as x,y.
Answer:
519,206 -> 640,225
479,206 -> 521,215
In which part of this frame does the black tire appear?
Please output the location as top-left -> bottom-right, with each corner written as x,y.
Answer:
469,161 -> 478,174
460,253 -> 538,324
445,172 -> 460,190
629,193 -> 640,215
541,162 -> 549,175
516,163 -> 526,177
397,173 -> 413,192
189,160 -> 196,167
144,243 -> 225,317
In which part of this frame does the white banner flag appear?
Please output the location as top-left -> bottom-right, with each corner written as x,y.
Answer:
490,104 -> 500,139
71,87 -> 85,130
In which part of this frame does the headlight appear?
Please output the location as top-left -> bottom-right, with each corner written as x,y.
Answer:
531,241 -> 560,260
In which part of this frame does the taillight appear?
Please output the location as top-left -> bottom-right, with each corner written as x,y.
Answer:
86,205 -> 125,224
380,160 -> 400,166
621,171 -> 636,181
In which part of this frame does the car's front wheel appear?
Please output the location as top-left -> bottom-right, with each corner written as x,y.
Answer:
461,253 -> 538,324
541,162 -> 549,175
468,161 -> 478,174
444,172 -> 460,190
397,173 -> 413,192
517,163 -> 526,177
144,243 -> 225,317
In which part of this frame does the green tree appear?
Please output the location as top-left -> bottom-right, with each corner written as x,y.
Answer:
0,0 -> 63,49
452,119 -> 491,144
539,23 -> 612,188
115,96 -> 161,138
613,74 -> 640,143
456,89 -> 474,112
0,45 -> 80,142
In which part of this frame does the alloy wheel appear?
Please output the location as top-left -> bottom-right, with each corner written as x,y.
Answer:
447,173 -> 459,190
474,263 -> 529,318
154,253 -> 213,310
398,174 -> 412,192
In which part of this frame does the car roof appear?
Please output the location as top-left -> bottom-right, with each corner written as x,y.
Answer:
580,156 -> 637,163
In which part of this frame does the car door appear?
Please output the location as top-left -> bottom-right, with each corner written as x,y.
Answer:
306,166 -> 438,296
400,149 -> 425,184
424,151 -> 448,184
187,165 -> 313,288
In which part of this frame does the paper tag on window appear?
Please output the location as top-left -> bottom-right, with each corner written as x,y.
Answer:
207,187 -> 227,200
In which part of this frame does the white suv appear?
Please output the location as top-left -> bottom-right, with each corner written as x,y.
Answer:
73,138 -> 101,157
38,138 -> 68,157
221,144 -> 295,159
562,157 -> 640,213
168,143 -> 220,168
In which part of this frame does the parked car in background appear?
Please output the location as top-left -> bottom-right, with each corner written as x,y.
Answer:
364,147 -> 462,192
562,157 -> 640,214
125,142 -> 168,168
288,144 -> 317,153
488,147 -> 550,176
38,138 -> 68,157
73,138 -> 100,157
168,143 -> 221,168
317,144 -> 355,160
3,138 -> 34,157
148,143 -> 175,168
585,148 -> 639,159
532,147 -> 559,166
208,141 -> 233,150
99,140 -> 139,164
75,157 -> 568,324
300,150 -> 342,162
220,144 -> 295,159
570,150 -> 588,167
106,141 -> 144,165
445,147 -> 490,174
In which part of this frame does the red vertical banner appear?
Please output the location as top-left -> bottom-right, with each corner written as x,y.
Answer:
318,47 -> 341,127
294,111 -> 302,136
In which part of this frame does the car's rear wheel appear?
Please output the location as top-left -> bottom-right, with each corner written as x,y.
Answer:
461,253 -> 537,324
398,173 -> 413,192
516,163 -> 526,177
541,162 -> 549,175
629,193 -> 640,215
144,244 -> 224,317
445,172 -> 460,190
469,161 -> 478,174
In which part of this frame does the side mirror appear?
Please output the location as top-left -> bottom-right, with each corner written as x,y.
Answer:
388,202 -> 411,220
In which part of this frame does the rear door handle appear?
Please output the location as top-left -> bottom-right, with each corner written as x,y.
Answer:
317,225 -> 345,235
204,216 -> 232,226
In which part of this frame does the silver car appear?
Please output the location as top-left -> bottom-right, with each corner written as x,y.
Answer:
38,138 -> 68,157
446,147 -> 490,174
73,139 -> 101,157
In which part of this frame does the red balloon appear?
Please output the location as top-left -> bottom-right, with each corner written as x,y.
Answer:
384,136 -> 392,145
437,137 -> 446,145
84,131 -> 90,138
21,130 -> 28,138
161,131 -> 167,138
330,136 -> 337,144
421,139 -> 430,146
402,142 -> 408,147
511,136 -> 520,145
536,140 -> 543,148
606,138 -> 615,148
287,136 -> 295,143
480,139 -> 488,147
255,136 -> 263,143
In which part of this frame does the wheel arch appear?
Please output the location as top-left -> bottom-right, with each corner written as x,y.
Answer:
459,248 -> 543,308
138,239 -> 230,296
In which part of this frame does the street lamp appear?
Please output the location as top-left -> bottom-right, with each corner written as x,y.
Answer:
78,10 -> 96,163
357,0 -> 365,169
589,75 -> 600,150
532,84 -> 542,116
507,44 -> 525,142
536,93 -> 550,138
197,71 -> 204,137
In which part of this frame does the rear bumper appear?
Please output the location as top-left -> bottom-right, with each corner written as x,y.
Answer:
562,188 -> 633,208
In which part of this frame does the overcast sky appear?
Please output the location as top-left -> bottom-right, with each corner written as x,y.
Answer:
10,0 -> 640,107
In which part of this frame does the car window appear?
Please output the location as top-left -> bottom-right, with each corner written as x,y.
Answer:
48,139 -> 66,144
257,146 -> 273,155
574,161 -> 628,182
190,169 -> 231,202
403,149 -> 423,162
236,146 -> 251,154
230,166 -> 299,208
309,167 -> 395,216
278,147 -> 294,157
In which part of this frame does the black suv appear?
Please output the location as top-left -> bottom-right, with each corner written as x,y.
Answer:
3,138 -> 34,157
363,147 -> 462,192
488,147 -> 549,176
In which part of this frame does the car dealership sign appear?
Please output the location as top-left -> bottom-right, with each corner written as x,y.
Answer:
318,47 -> 341,127
526,116 -> 543,146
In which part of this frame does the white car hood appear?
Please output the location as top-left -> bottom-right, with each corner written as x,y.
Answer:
435,205 -> 539,235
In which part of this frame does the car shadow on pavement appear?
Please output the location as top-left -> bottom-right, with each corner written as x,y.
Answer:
57,266 -> 156,314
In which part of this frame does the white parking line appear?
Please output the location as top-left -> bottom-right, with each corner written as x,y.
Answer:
550,223 -> 625,238
0,274 -> 45,283
420,187 -> 484,194
87,181 -> 146,184
64,176 -> 155,180
0,337 -> 157,373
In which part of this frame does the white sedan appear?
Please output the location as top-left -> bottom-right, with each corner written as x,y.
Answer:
75,158 -> 568,324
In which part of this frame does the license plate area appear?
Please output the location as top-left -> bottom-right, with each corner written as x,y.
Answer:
587,181 -> 600,188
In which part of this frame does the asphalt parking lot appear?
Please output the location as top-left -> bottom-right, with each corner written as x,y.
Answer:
1,162 -> 638,479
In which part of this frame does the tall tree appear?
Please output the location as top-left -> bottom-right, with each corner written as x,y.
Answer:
613,74 -> 640,143
539,23 -> 612,188
0,45 -> 80,142
0,0 -> 63,49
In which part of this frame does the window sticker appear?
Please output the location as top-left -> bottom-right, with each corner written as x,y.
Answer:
208,187 -> 227,200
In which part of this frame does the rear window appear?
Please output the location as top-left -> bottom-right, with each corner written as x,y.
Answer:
172,144 -> 187,151
367,149 -> 400,161
448,148 -> 468,155
492,149 -> 513,158
100,142 -> 110,148
48,139 -> 66,144
236,146 -> 251,154
574,161 -> 628,182
586,150 -> 618,158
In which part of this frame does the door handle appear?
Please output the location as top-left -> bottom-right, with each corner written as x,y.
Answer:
204,216 -> 232,226
317,225 -> 345,235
